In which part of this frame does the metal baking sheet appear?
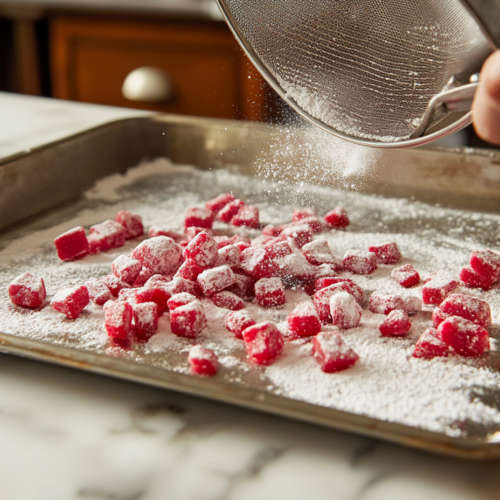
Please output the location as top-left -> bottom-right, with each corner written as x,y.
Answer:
2,115 -> 500,459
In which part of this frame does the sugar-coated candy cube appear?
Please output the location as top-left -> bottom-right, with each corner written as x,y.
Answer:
115,211 -> 143,239
267,240 -> 293,260
148,226 -> 184,242
226,273 -> 256,301
108,337 -> 133,350
287,302 -> 321,337
252,235 -> 275,246
211,291 -> 245,310
315,276 -> 351,293
197,265 -> 236,296
379,309 -> 411,337
302,240 -> 342,268
296,216 -> 325,234
185,207 -> 214,230
312,330 -> 359,373
324,206 -> 349,229
437,316 -> 489,357
470,249 -> 500,282
85,278 -> 111,306
51,285 -> 89,319
131,236 -> 181,275
432,307 -> 451,328
214,236 -> 232,249
9,272 -> 46,308
165,277 -> 201,298
231,205 -> 260,229
403,296 -> 422,315
218,245 -> 240,271
369,292 -> 404,315
145,274 -> 170,287
111,255 -> 142,285
234,241 -> 251,253
54,226 -> 89,261
422,275 -> 458,305
368,242 -> 402,264
242,321 -> 284,365
167,292 -> 198,311
391,264 -> 420,288
174,260 -> 204,282
314,282 -> 364,323
133,302 -> 158,341
225,310 -> 256,339
315,264 -> 341,278
100,274 -> 131,297
330,292 -> 362,329
440,293 -> 491,328
255,277 -> 286,308
118,287 -> 140,305
188,345 -> 218,376
343,250 -> 378,275
231,235 -> 251,246
136,284 -> 171,313
183,231 -> 219,269
218,199 -> 245,223
240,245 -> 278,280
412,328 -> 449,359
89,220 -> 127,252
280,224 -> 313,248
262,224 -> 282,237
186,226 -> 213,242
293,208 -> 316,221
104,301 -> 133,339
206,193 -> 235,213
170,302 -> 206,338
276,254 -> 317,285
133,267 -> 154,287
459,266 -> 494,290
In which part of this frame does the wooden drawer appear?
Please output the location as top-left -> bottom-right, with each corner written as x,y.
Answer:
50,15 -> 268,121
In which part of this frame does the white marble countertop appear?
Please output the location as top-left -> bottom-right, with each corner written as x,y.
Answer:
0,92 -> 497,499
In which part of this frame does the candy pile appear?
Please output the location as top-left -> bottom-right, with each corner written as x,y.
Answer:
8,192 -> 496,377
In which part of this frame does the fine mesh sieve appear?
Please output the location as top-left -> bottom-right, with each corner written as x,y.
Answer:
216,0 -> 498,148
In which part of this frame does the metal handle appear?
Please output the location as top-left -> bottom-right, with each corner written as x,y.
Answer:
121,67 -> 174,103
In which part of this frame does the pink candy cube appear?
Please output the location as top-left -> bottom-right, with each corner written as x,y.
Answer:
211,291 -> 245,310
287,302 -> 321,337
170,301 -> 206,338
85,278 -> 111,306
302,240 -> 342,268
391,264 -> 420,288
54,226 -> 89,261
315,263 -> 342,278
136,284 -> 171,313
315,276 -> 351,293
226,273 -> 256,301
174,260 -> 204,282
422,275 -> 458,305
369,292 -> 404,315
412,328 -> 449,359
167,292 -> 198,311
183,231 -> 219,269
470,249 -> 500,282
88,220 -> 127,253
165,277 -> 202,298
324,206 -> 349,229
131,236 -> 181,275
343,250 -> 378,275
460,266 -> 494,290
51,285 -> 89,319
280,224 -> 313,248
218,199 -> 245,223
312,331 -> 359,373
242,321 -> 284,365
231,205 -> 260,229
100,274 -> 131,297
9,272 -> 46,308
111,255 -> 142,285
240,246 -> 278,280
314,282 -> 364,323
379,309 -> 411,337
330,292 -> 362,329
218,245 -> 240,271
205,193 -> 235,213
185,207 -> 214,230
133,302 -> 158,341
255,277 -> 286,308
368,242 -> 402,264
115,211 -> 144,239
293,208 -> 316,222
276,253 -> 317,286
440,293 -> 491,328
437,316 -> 489,357
197,265 -> 236,296
188,345 -> 218,376
104,301 -> 133,339
133,267 -> 154,287
225,310 -> 256,339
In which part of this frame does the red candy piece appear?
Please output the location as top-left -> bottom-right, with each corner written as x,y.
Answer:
280,224 -> 313,248
145,274 -> 170,286
369,292 -> 404,315
218,199 -> 245,223
240,245 -> 278,280
104,301 -> 133,339
226,273 -> 256,300
234,241 -> 251,253
51,285 -> 89,319
88,220 -> 127,253
170,302 -> 206,338
133,302 -> 158,341
314,282 -> 363,323
315,263 -> 341,278
231,205 -> 260,229
287,302 -> 321,337
197,265 -> 236,296
315,276 -> 351,293
186,226 -> 212,241
391,264 -> 420,288
312,330 -> 359,373
343,250 -> 378,275
174,260 -> 204,282
185,207 -> 214,230
403,296 -> 422,315
225,310 -> 256,339
252,235 -> 275,246
255,277 -> 286,307
165,277 -> 201,298
167,292 -> 198,311
54,226 -> 89,261
137,284 -> 171,313
148,226 -> 184,242
218,245 -> 240,271
262,224 -> 282,237
267,240 -> 293,260
412,328 -> 449,359
85,278 -> 111,306
188,345 -> 218,376
242,321 -> 284,365
100,274 -> 131,297
440,293 -> 491,328
330,292 -> 362,329
368,242 -> 402,264
437,316 -> 489,357
131,236 -> 181,275
206,193 -> 235,213
115,211 -> 143,239
118,288 -> 140,305
9,272 -> 46,308
422,275 -> 459,305
212,291 -> 245,310
183,231 -> 219,269
214,236 -> 232,249
133,267 -> 154,287
276,254 -> 317,285
432,307 -> 451,328
379,309 -> 411,337
111,255 -> 142,285
302,240 -> 342,268
460,266 -> 494,290
324,206 -> 349,229
293,208 -> 316,221
296,216 -> 325,234
470,249 -> 500,282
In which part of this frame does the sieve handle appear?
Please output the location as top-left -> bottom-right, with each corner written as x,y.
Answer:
461,0 -> 500,49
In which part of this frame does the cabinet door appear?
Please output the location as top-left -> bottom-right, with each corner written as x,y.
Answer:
50,15 -> 268,121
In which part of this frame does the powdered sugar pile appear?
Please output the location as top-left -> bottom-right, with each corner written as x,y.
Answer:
1,158 -> 500,439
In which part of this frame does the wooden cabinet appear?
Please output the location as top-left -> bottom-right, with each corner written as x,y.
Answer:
50,14 -> 269,121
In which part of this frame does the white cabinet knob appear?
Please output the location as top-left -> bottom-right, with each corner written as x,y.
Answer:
122,67 -> 173,103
